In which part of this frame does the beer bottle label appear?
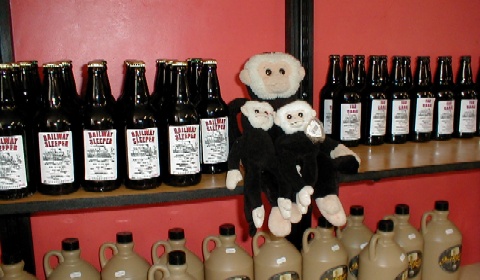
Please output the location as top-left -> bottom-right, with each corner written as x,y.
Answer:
369,99 -> 387,136
414,97 -> 435,133
323,99 -> 333,134
437,100 -> 454,135
320,265 -> 348,280
391,99 -> 410,135
168,125 -> 200,174
83,129 -> 117,181
340,103 -> 361,141
200,117 -> 228,164
0,135 -> 28,190
459,99 -> 477,133
126,128 -> 160,180
38,131 -> 75,185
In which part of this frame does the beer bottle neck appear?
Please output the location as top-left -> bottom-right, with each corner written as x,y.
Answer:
342,58 -> 355,88
153,62 -> 167,95
355,56 -> 366,87
172,66 -> 191,104
44,69 -> 64,108
415,58 -> 432,87
457,58 -> 474,85
200,65 -> 221,100
327,57 -> 341,84
390,58 -> 405,87
86,68 -> 108,106
0,69 -> 16,108
435,58 -> 451,86
368,57 -> 382,87
133,68 -> 150,105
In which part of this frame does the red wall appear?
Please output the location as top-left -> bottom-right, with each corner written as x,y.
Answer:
8,0 -> 480,279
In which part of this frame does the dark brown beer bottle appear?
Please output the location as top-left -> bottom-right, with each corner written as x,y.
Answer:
82,61 -> 120,192
361,55 -> 387,145
386,56 -> 411,144
0,64 -> 34,200
36,63 -> 79,195
354,55 -> 366,93
162,61 -> 201,186
409,56 -> 435,142
151,59 -> 168,112
454,56 -> 478,138
16,61 -> 42,124
123,61 -> 161,190
197,59 -> 229,174
432,56 -> 455,140
319,55 -> 342,137
58,60 -> 84,118
332,55 -> 361,147
187,58 -> 203,108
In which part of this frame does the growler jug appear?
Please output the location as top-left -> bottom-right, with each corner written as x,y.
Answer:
148,250 -> 195,280
0,252 -> 37,280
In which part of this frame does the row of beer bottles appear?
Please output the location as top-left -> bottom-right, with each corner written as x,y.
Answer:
0,59 -> 229,199
320,54 -> 479,147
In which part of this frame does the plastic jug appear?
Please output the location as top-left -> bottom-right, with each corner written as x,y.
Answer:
148,250 -> 195,280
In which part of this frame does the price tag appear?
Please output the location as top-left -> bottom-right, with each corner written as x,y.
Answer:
305,118 -> 325,143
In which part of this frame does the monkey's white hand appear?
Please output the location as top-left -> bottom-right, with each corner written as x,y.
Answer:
316,195 -> 346,227
252,205 -> 265,228
277,197 -> 292,219
226,169 -> 242,190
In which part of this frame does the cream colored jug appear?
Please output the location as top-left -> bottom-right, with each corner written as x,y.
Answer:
0,255 -> 37,280
148,250 -> 195,280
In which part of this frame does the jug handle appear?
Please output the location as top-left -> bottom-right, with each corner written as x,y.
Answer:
43,250 -> 64,277
202,236 -> 221,261
252,231 -> 269,257
302,228 -> 317,254
152,241 -> 172,264
0,265 -> 4,277
100,243 -> 118,269
421,211 -> 433,234
148,264 -> 170,280
368,235 -> 379,261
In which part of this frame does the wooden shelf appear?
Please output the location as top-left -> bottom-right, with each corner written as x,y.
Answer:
0,138 -> 479,216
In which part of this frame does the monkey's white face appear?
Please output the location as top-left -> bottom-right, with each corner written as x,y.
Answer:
241,101 -> 274,131
275,101 -> 316,134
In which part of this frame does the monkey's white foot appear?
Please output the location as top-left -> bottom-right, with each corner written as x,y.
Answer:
316,195 -> 346,227
268,207 -> 292,237
252,205 -> 265,229
226,169 -> 242,190
277,198 -> 292,219
289,203 -> 303,223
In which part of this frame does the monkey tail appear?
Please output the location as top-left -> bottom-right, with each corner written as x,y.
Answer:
228,97 -> 248,146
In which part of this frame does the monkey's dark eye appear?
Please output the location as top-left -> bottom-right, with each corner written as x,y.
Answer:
254,109 -> 260,114
298,113 -> 303,117
265,69 -> 272,76
287,114 -> 292,119
279,68 -> 286,75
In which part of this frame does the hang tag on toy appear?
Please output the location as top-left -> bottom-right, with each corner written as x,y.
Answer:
305,117 -> 325,143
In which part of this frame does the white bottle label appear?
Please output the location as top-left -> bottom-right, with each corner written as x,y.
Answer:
340,103 -> 361,141
69,272 -> 82,278
276,256 -> 287,264
458,99 -> 477,133
391,99 -> 410,135
38,131 -> 75,185
331,244 -> 340,251
414,97 -> 435,133
445,228 -> 454,235
0,135 -> 28,190
200,117 -> 228,164
369,99 -> 387,136
437,100 -> 454,135
114,271 -> 126,278
83,129 -> 117,181
323,99 -> 333,134
126,128 -> 160,180
168,125 -> 200,175
226,248 -> 236,254
408,233 -> 416,240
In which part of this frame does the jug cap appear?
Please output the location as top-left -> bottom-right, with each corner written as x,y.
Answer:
168,228 -> 185,240
168,250 -> 186,265
1,252 -> 21,265
116,232 -> 133,244
318,216 -> 333,229
395,204 -> 410,215
350,205 -> 364,216
62,238 -> 80,251
435,200 -> 449,211
219,223 -> 235,236
378,219 -> 394,232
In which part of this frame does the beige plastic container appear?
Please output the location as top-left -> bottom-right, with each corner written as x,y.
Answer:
148,250 -> 195,280
100,232 -> 150,280
421,200 -> 462,280
252,231 -> 301,280
44,238 -> 100,280
385,204 -> 424,280
151,228 -> 203,280
336,205 -> 374,280
302,216 -> 348,280
358,219 -> 408,280
0,255 -> 37,280
203,223 -> 254,280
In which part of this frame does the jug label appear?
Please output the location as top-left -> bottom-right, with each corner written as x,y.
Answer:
126,128 -> 161,180
70,271 -> 82,278
168,125 -> 200,174
406,250 -> 422,278
226,248 -> 236,253
268,271 -> 300,280
83,129 -> 117,181
408,233 -> 416,240
320,265 -> 347,280
395,269 -> 408,280
200,117 -> 229,164
0,135 -> 28,190
331,244 -> 340,251
115,270 -> 126,277
445,228 -> 453,235
438,245 -> 461,272
348,255 -> 359,277
276,256 -> 287,264
225,276 -> 250,280
38,131 -> 75,184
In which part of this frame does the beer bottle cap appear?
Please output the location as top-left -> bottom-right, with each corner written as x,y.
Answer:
17,61 -> 34,68
317,216 -> 333,229
156,59 -> 167,65
168,228 -> 185,240
168,250 -> 186,265
350,205 -> 364,216
219,223 -> 235,236
129,60 -> 146,68
58,60 -> 73,67
172,61 -> 188,67
0,63 -> 12,70
116,232 -> 133,244
435,200 -> 449,211
62,238 -> 80,251
202,59 -> 217,65
87,61 -> 105,68
43,62 -> 61,68
395,204 -> 410,215
378,219 -> 394,232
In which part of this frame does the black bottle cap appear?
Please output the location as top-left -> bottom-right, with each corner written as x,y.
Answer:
168,250 -> 186,265
116,232 -> 133,244
378,219 -> 394,232
219,223 -> 235,236
62,238 -> 80,251
1,252 -> 22,265
435,200 -> 449,211
350,205 -> 364,216
318,216 -> 333,229
168,228 -> 185,241
395,204 -> 410,215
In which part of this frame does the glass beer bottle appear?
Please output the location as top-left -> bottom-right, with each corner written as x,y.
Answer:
432,56 -> 454,140
319,55 -> 342,137
151,59 -> 168,113
354,55 -> 366,93
16,61 -> 42,124
187,58 -> 203,108
454,56 -> 477,138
